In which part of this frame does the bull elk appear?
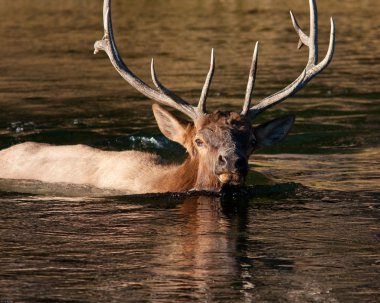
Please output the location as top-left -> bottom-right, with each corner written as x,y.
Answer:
0,0 -> 335,194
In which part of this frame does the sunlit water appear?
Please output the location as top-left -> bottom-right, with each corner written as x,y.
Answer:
0,0 -> 379,302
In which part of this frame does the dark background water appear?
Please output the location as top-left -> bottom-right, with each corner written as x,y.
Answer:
0,0 -> 379,302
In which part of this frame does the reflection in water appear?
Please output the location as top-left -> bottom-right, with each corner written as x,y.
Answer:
148,196 -> 245,301
0,191 -> 378,302
0,0 -> 379,302
0,194 -> 247,302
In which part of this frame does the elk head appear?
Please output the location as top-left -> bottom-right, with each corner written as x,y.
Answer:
94,0 -> 335,191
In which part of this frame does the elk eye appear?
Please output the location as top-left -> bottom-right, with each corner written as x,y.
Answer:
195,138 -> 204,147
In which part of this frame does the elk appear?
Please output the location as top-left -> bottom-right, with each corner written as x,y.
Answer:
0,0 -> 334,194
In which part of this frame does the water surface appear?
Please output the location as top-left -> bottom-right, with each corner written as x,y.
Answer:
0,0 -> 379,302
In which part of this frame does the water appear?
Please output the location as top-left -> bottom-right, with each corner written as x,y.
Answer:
0,0 -> 379,302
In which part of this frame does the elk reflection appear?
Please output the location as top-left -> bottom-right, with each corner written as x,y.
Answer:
148,195 -> 251,300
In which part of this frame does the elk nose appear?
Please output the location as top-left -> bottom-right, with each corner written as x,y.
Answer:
218,155 -> 227,167
217,154 -> 247,175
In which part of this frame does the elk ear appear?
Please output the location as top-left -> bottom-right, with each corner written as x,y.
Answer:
254,114 -> 295,148
152,104 -> 189,145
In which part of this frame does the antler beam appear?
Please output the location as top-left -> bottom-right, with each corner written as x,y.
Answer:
94,0 -> 216,120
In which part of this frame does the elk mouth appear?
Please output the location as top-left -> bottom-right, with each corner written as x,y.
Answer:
217,173 -> 245,187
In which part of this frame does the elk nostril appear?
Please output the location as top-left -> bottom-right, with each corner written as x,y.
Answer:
218,155 -> 227,167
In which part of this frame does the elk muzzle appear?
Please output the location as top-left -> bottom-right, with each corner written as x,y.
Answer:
215,154 -> 248,186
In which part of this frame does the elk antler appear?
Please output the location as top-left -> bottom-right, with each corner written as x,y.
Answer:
94,0 -> 215,120
241,42 -> 259,116
245,0 -> 335,118
198,49 -> 215,114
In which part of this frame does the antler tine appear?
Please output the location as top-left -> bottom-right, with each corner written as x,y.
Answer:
308,0 -> 318,66
94,0 -> 198,120
241,42 -> 259,116
314,17 -> 335,73
289,11 -> 309,49
198,48 -> 215,114
248,0 -> 335,119
150,58 -> 190,105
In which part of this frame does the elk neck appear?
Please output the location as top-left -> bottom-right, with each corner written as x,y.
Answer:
157,152 -> 222,193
